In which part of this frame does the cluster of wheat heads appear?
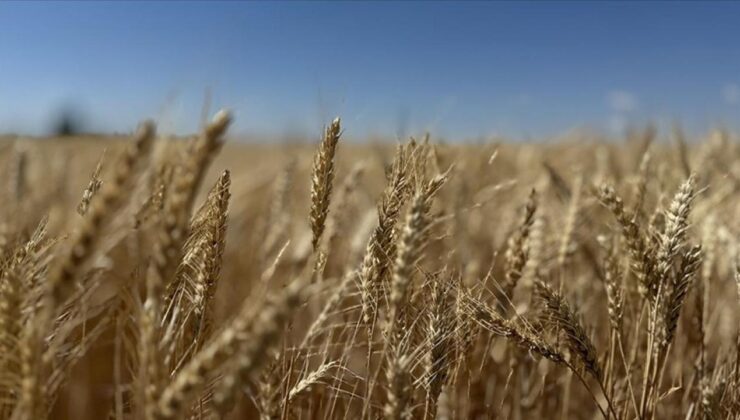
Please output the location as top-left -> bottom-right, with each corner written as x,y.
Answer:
0,116 -> 737,420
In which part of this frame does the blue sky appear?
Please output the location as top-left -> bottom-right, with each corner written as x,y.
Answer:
2,1 -> 740,139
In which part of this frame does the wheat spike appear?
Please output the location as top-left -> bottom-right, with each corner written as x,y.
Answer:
310,117 -> 341,250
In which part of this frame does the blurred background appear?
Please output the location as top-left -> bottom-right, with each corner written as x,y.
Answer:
1,1 -> 740,141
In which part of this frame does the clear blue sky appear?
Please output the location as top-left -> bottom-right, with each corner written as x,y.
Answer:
2,1 -> 740,139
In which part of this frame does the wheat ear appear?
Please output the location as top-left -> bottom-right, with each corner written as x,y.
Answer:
310,117 -> 341,250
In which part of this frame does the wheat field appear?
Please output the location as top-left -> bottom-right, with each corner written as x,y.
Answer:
0,112 -> 738,419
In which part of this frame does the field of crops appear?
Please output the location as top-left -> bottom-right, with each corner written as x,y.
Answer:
0,112 -> 738,419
